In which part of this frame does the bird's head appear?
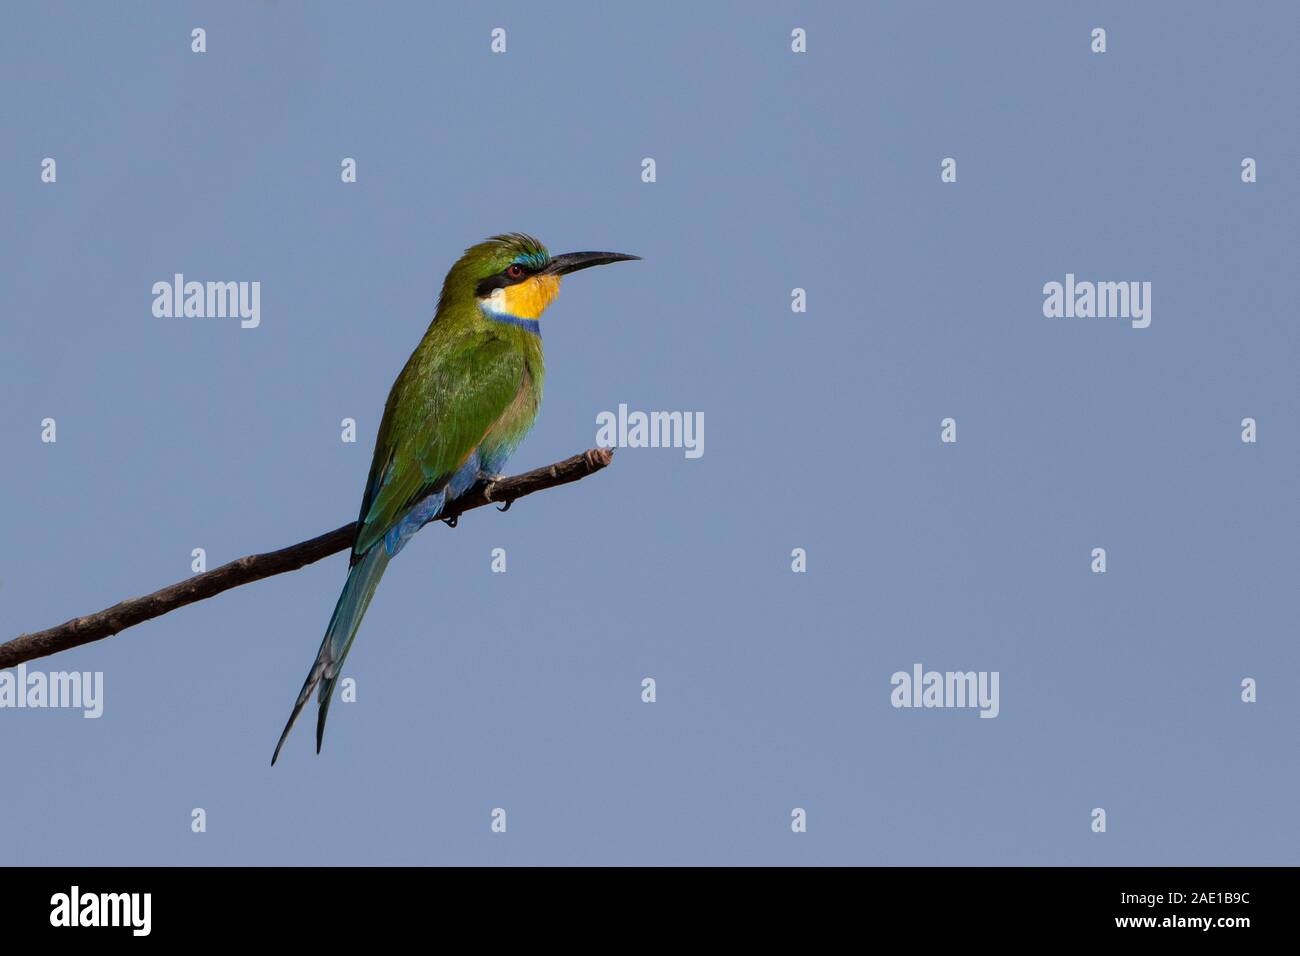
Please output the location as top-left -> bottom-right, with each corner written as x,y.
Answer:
439,233 -> 639,325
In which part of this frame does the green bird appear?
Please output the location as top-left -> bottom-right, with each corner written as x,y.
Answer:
272,233 -> 638,764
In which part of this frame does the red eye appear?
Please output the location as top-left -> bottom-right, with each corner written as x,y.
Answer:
506,264 -> 525,280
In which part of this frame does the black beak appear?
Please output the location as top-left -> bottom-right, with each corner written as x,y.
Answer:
543,251 -> 641,275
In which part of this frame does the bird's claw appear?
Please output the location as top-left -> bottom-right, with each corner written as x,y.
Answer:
442,514 -> 459,528
476,471 -> 512,512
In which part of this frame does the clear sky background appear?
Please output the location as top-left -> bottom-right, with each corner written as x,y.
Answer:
2,1 -> 1297,865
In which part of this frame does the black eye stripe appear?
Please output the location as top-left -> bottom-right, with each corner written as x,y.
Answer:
475,266 -> 533,298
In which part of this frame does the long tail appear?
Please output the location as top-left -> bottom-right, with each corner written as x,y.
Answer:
271,545 -> 391,765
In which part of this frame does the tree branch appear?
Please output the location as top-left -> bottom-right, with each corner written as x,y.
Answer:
0,448 -> 614,670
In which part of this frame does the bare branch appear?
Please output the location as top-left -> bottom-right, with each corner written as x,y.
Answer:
0,448 -> 614,669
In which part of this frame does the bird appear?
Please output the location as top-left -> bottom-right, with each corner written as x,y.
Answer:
271,233 -> 639,764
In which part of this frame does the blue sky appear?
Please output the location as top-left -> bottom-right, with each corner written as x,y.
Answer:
1,1 -> 1297,865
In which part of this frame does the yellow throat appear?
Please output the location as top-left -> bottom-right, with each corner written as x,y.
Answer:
483,274 -> 562,320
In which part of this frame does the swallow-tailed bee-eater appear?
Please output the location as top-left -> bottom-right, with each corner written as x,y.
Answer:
272,233 -> 638,764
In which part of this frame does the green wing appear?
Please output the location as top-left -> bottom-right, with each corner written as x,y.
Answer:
352,334 -> 523,560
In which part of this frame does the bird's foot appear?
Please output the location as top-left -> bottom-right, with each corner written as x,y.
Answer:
441,514 -> 459,528
477,471 -> 513,511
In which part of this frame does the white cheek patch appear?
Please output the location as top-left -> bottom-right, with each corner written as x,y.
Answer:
479,287 -> 509,315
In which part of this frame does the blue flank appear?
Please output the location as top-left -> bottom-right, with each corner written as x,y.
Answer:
382,449 -> 486,556
384,489 -> 446,556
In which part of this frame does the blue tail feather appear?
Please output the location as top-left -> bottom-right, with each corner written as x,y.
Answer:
271,544 -> 391,765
